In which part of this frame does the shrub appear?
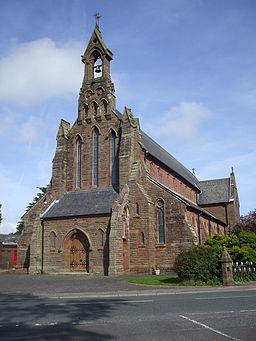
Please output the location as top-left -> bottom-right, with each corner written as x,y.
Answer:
229,245 -> 256,263
174,245 -> 221,283
205,232 -> 256,263
238,231 -> 256,250
205,234 -> 239,251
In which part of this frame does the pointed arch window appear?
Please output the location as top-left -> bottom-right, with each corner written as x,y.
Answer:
98,229 -> 105,248
157,199 -> 165,244
50,231 -> 57,250
92,128 -> 99,186
110,130 -> 117,186
76,136 -> 82,188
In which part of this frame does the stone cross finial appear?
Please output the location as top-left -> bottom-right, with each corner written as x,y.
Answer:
94,11 -> 101,27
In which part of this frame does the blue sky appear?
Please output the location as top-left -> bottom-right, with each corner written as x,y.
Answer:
0,0 -> 256,233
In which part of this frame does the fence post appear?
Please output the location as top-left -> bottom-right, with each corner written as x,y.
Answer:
220,248 -> 234,286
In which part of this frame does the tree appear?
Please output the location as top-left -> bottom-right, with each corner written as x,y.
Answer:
15,220 -> 24,235
234,209 -> 256,234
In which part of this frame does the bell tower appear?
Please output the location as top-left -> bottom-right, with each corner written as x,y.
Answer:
78,22 -> 116,124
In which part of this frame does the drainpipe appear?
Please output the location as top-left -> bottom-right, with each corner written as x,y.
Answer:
40,218 -> 44,274
197,213 -> 202,244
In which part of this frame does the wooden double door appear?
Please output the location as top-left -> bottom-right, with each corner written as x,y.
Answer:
70,233 -> 89,272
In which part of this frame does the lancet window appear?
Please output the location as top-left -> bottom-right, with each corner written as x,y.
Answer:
76,136 -> 82,188
92,128 -> 99,186
157,199 -> 165,244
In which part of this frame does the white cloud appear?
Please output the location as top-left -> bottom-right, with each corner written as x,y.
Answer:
19,116 -> 45,142
0,110 -> 46,144
0,38 -> 83,105
144,101 -> 212,142
0,108 -> 14,136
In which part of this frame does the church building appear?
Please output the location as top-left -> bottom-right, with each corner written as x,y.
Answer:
17,24 -> 240,275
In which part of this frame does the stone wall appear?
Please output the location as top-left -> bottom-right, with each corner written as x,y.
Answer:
42,215 -> 111,274
17,189 -> 54,272
145,157 -> 198,203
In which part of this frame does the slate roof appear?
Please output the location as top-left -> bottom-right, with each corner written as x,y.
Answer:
115,109 -> 123,119
141,131 -> 199,189
42,188 -> 117,219
198,178 -> 231,205
148,176 -> 226,224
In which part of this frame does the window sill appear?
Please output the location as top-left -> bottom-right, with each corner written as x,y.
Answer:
155,244 -> 166,248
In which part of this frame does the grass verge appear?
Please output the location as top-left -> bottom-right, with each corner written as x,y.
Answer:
128,276 -> 222,286
128,276 -> 181,286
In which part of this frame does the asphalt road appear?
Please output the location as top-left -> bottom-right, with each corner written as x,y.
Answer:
0,281 -> 255,340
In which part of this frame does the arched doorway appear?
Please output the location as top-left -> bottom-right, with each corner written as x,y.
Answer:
64,229 -> 90,272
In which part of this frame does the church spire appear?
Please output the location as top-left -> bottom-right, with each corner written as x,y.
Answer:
81,23 -> 113,84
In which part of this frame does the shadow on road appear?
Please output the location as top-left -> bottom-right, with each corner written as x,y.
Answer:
0,291 -> 124,340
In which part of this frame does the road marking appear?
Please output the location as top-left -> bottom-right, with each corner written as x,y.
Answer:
45,299 -> 153,306
196,295 -> 256,300
189,310 -> 235,315
179,315 -> 243,341
240,309 -> 256,313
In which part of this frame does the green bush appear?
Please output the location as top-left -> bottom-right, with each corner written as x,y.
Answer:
230,245 -> 256,263
239,231 -> 256,250
205,234 -> 239,251
205,232 -> 256,263
174,232 -> 256,285
174,245 -> 221,283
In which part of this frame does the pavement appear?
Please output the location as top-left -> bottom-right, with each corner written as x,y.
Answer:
1,272 -> 256,298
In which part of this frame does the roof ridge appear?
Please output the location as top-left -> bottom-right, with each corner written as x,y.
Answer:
199,177 -> 230,183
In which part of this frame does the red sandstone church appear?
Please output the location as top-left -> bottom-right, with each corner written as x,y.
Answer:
17,24 -> 240,275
